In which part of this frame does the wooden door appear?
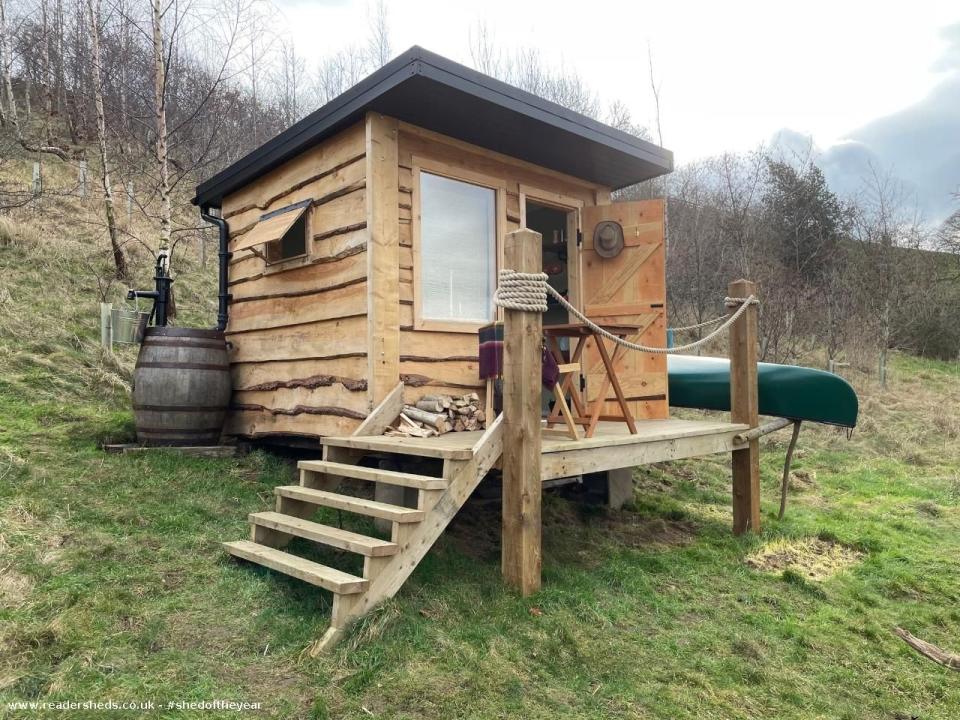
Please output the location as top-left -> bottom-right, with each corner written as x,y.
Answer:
580,199 -> 668,420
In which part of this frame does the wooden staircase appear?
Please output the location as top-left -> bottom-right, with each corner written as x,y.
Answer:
224,384 -> 503,653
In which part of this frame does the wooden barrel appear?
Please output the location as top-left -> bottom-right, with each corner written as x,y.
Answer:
132,327 -> 231,446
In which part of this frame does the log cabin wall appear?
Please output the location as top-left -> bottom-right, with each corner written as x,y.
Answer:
395,122 -> 609,410
220,120 -> 370,440
217,112 -> 666,442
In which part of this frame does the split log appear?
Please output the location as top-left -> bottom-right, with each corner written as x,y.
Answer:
385,393 -> 484,436
421,394 -> 452,409
415,398 -> 445,414
402,405 -> 450,433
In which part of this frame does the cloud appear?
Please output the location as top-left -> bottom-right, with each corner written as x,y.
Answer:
771,22 -> 960,223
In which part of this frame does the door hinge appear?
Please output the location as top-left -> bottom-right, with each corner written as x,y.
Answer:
576,229 -> 583,248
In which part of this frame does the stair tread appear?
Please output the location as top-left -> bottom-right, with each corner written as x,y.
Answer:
321,434 -> 474,460
298,460 -> 447,490
275,486 -> 425,523
223,540 -> 367,594
250,511 -> 398,557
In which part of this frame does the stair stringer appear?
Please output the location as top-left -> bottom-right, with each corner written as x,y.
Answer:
309,414 -> 504,655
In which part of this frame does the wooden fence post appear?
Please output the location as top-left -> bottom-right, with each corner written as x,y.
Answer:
729,279 -> 760,535
501,228 -> 543,596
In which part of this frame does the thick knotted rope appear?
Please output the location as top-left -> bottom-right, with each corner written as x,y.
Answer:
491,271 -> 550,313
494,269 -> 759,355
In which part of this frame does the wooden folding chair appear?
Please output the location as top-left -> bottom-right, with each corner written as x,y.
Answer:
548,361 -> 585,439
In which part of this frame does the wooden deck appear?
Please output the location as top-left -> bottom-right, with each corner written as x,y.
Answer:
323,418 -> 748,481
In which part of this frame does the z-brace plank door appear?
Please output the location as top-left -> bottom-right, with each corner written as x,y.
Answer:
580,199 -> 668,420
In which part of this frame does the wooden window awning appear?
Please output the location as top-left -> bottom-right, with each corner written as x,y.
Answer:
232,199 -> 311,252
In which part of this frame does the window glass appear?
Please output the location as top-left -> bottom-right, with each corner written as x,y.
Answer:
420,172 -> 496,323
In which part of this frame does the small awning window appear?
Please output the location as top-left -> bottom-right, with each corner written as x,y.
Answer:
233,199 -> 311,252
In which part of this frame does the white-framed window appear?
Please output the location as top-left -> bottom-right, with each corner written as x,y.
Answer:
415,170 -> 498,329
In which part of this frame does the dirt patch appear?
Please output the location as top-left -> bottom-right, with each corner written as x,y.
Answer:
445,497 -> 501,561
39,533 -> 71,566
446,495 -> 695,563
0,567 -> 32,607
915,500 -> 943,518
165,610 -> 246,653
594,510 -> 695,549
789,469 -> 818,491
746,538 -> 864,581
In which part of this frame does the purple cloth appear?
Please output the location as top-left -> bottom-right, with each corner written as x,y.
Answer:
541,347 -> 559,388
478,322 -> 504,379
478,322 -> 560,389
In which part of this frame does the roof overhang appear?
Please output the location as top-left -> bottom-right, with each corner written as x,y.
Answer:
193,46 -> 674,208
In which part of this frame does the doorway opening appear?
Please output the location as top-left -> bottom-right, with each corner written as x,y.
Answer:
524,199 -> 578,415
524,201 -> 573,325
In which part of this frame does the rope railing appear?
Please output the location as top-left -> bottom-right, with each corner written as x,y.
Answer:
669,316 -> 725,333
494,269 -> 759,355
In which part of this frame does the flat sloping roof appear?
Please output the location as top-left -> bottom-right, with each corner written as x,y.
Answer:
192,46 -> 673,208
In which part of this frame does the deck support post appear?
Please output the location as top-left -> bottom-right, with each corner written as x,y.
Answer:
501,228 -> 543,596
729,279 -> 761,535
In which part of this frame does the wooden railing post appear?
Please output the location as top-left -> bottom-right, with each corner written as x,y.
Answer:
501,228 -> 543,595
729,279 -> 760,535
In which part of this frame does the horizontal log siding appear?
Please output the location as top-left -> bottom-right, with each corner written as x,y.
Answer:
222,121 -> 367,439
231,357 -> 367,390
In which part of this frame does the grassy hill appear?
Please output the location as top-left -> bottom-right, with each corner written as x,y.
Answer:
1,141 -> 960,719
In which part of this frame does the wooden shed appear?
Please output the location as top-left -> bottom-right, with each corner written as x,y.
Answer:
193,46 -> 674,443
195,48 -> 763,652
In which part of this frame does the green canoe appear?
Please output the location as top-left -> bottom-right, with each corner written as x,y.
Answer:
667,355 -> 858,428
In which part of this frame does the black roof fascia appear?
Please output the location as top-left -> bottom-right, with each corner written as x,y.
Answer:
193,46 -> 673,207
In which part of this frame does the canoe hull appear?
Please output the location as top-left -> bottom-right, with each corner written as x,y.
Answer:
667,355 -> 858,428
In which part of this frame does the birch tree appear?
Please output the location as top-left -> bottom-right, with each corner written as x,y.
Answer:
0,0 -> 19,138
40,0 -> 54,144
86,0 -> 126,279
151,0 -> 172,272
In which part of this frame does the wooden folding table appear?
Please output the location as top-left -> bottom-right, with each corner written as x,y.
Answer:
543,322 -> 642,438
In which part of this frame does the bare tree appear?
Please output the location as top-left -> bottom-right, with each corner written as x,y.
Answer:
40,0 -> 54,144
937,191 -> 960,280
469,21 -> 500,77
0,0 -> 20,137
151,0 -> 172,293
647,40 -> 663,146
86,0 -> 126,279
851,164 -> 926,385
665,162 -> 726,343
366,0 -> 390,67
275,38 -> 304,127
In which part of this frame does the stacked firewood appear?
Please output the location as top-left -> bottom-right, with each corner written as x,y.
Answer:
385,393 -> 487,437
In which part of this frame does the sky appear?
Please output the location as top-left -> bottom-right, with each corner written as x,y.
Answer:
276,0 -> 960,219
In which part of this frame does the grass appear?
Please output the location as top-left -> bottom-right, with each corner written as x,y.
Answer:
2,138 -> 960,717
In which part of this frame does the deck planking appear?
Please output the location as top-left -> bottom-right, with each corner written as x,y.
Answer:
321,418 -> 750,475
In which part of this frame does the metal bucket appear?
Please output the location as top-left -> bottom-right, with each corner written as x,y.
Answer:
133,312 -> 151,343
111,307 -> 142,344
